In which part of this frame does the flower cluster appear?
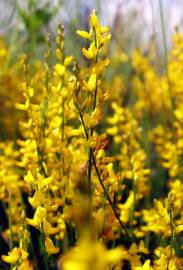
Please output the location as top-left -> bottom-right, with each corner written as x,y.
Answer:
0,9 -> 183,270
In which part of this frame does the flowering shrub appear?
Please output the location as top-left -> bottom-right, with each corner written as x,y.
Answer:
0,9 -> 183,270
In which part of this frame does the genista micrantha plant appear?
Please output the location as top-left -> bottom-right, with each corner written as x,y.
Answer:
0,8 -> 183,270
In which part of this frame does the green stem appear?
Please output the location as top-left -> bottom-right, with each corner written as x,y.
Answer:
40,226 -> 49,270
169,208 -> 174,261
87,149 -> 92,196
61,98 -> 65,176
129,167 -> 136,234
166,204 -> 175,270
87,29 -> 98,196
77,104 -> 132,242
9,192 -> 13,270
91,152 -> 132,242
8,192 -> 13,251
62,99 -> 65,142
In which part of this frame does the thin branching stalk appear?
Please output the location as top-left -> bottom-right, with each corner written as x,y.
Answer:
87,27 -> 99,197
91,152 -> 132,242
8,191 -> 13,270
8,192 -> 13,252
167,205 -> 175,270
76,102 -> 132,242
40,226 -> 49,270
129,166 -> 136,234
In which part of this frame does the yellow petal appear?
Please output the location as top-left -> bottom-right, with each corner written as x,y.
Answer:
1,247 -> 19,264
176,225 -> 183,234
45,237 -> 59,255
15,99 -> 29,111
76,30 -> 91,40
24,171 -> 35,186
54,63 -> 65,76
106,247 -> 126,263
37,173 -> 53,191
26,207 -> 47,228
82,43 -> 97,60
28,190 -> 45,208
87,74 -> 97,92
43,219 -> 59,235
90,9 -> 99,29
64,55 -> 73,66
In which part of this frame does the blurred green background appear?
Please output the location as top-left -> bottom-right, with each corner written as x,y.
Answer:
0,0 -> 182,61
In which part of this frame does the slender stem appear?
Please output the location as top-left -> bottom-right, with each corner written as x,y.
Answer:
61,99 -> 65,142
77,103 -> 132,242
61,98 -> 65,176
40,226 -> 49,270
8,191 -> 13,270
8,192 -> 13,252
91,152 -> 132,242
169,208 -> 174,264
87,149 -> 92,195
166,198 -> 175,270
129,167 -> 136,234
76,101 -> 92,194
170,210 -> 174,253
75,25 -> 132,241
87,27 -> 98,195
87,76 -> 98,194
77,104 -> 89,140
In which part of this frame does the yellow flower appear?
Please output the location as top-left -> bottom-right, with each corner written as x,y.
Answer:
64,55 -> 73,66
45,237 -> 59,256
14,260 -> 33,270
1,247 -> 28,265
24,171 -> 35,186
37,173 -> 53,191
54,63 -> 66,76
15,99 -> 30,111
82,43 -> 97,60
26,206 -> 47,228
43,219 -> 59,235
84,73 -> 97,92
1,248 -> 19,264
28,190 -> 45,208
135,260 -> 153,270
90,9 -> 99,29
76,30 -> 91,40
60,233 -> 126,270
